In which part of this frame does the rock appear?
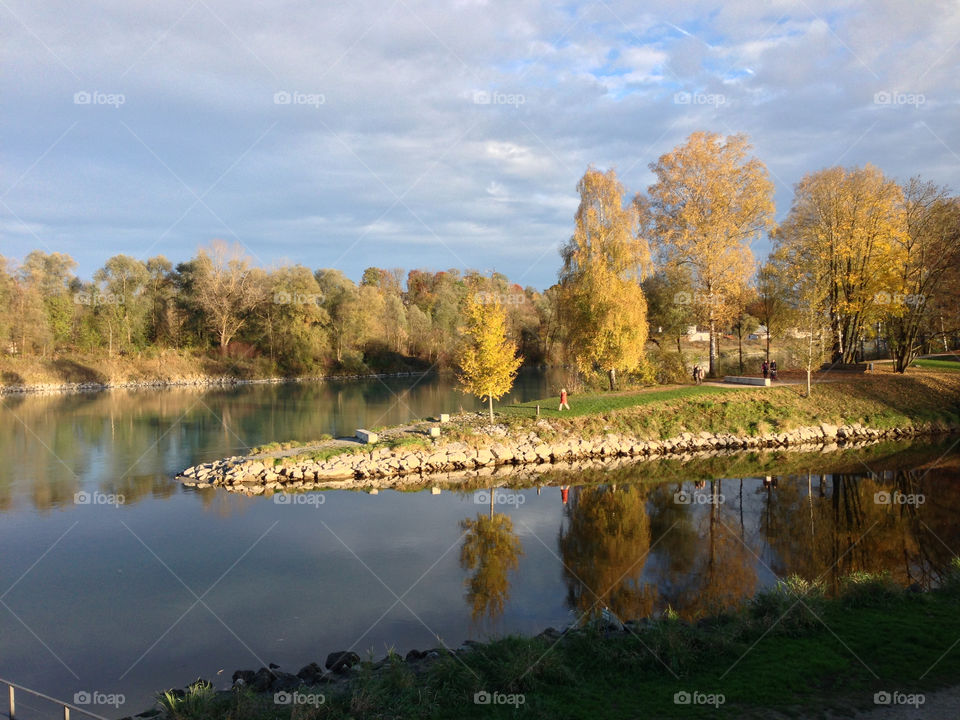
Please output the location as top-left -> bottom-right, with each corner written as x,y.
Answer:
268,662 -> 280,669
297,662 -> 324,682
250,667 -> 275,692
536,627 -> 563,641
325,650 -> 360,673
405,649 -> 427,662
232,669 -> 255,686
272,672 -> 301,691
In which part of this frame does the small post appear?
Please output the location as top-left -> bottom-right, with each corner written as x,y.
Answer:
536,405 -> 540,417
64,705 -> 70,720
9,685 -> 14,720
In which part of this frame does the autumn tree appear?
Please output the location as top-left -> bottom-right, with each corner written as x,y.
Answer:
459,505 -> 523,623
457,293 -> 523,422
748,262 -> 794,364
19,251 -> 78,354
191,241 -> 264,350
94,254 -> 149,353
560,167 -> 651,391
773,165 -> 905,363
646,132 -> 774,376
260,265 -> 328,371
882,179 -> 960,371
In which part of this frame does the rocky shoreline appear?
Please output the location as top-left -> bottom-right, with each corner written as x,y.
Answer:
176,420 -> 959,495
0,369 -> 432,396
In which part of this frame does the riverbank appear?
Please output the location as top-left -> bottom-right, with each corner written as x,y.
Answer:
0,350 -> 433,395
154,567 -> 960,719
176,372 -> 960,494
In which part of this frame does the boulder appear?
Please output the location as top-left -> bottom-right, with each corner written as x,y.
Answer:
325,650 -> 360,673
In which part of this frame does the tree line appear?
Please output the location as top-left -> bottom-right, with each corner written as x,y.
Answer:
554,131 -> 960,389
0,242 -> 555,375
3,130 -> 958,385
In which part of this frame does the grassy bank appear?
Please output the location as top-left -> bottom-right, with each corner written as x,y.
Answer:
496,371 -> 960,442
159,567 -> 960,719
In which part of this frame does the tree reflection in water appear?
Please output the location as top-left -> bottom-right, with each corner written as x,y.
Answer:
459,489 -> 524,624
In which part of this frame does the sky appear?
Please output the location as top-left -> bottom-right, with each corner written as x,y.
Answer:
2,0 -> 958,289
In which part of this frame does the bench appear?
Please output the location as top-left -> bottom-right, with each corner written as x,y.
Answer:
724,376 -> 771,386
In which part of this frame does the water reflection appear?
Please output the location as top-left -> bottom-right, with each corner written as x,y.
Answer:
559,484 -> 656,621
459,490 -> 523,625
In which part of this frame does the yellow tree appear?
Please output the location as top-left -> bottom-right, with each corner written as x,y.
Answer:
560,167 -> 651,391
884,179 -> 960,372
773,165 -> 905,363
458,293 -> 523,422
460,507 -> 523,623
646,132 -> 774,377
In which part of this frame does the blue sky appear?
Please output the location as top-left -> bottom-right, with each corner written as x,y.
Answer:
2,0 -> 958,288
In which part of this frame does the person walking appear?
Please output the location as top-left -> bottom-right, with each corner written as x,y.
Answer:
770,360 -> 778,381
559,388 -> 570,411
761,360 -> 769,379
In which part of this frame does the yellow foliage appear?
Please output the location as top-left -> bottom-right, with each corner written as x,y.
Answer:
560,167 -> 651,384
457,294 -> 523,418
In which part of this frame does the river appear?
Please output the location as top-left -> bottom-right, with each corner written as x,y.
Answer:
1,370 -> 957,718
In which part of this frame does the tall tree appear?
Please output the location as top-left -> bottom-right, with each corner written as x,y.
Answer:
883,180 -> 960,372
748,262 -> 794,364
191,241 -> 264,350
457,293 -> 523,423
94,254 -> 149,353
773,165 -> 905,363
560,167 -> 651,390
646,132 -> 774,376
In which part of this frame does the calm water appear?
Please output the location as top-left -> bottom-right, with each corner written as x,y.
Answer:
1,371 -> 957,718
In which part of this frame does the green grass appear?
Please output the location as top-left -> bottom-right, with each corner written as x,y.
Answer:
501,385 -> 733,419
156,571 -> 960,720
912,358 -> 960,371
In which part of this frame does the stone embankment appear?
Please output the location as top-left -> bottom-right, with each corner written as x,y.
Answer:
0,370 -> 429,396
176,421 -> 957,495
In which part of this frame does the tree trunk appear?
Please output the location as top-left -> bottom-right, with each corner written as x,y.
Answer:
488,393 -> 494,423
737,327 -> 743,374
765,331 -> 771,364
708,319 -> 716,377
608,367 -> 616,391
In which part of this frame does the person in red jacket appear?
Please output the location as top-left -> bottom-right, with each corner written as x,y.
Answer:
559,388 -> 570,411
